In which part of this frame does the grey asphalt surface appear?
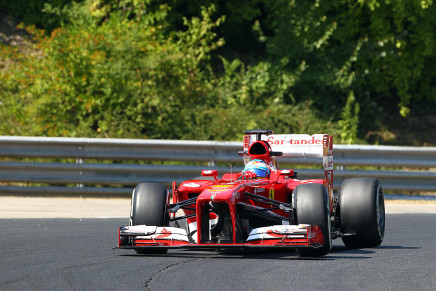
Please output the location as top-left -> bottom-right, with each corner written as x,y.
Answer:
1,196 -> 435,218
0,214 -> 435,290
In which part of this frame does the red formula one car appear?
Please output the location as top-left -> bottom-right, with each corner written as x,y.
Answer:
116,130 -> 385,257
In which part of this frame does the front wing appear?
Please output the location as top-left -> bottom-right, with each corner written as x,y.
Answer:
115,224 -> 324,252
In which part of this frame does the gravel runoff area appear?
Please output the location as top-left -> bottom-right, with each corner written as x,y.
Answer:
0,196 -> 435,218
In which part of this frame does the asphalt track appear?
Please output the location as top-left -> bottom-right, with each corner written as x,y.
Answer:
1,214 -> 435,290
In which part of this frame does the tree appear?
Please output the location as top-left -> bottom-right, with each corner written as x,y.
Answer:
263,0 -> 435,119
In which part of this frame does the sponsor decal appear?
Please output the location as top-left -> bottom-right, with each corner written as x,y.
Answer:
184,182 -> 201,188
323,155 -> 333,170
267,136 -> 323,146
255,187 -> 265,193
155,228 -> 172,239
269,188 -> 275,200
203,170 -> 213,174
243,135 -> 251,151
209,184 -> 233,194
211,185 -> 233,189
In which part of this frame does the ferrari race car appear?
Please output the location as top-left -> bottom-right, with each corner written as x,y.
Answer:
116,130 -> 385,257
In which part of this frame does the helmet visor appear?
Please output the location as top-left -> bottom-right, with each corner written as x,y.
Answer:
246,168 -> 269,178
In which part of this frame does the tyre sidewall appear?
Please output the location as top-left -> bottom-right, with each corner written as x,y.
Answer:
293,183 -> 332,256
130,183 -> 169,226
340,178 -> 385,247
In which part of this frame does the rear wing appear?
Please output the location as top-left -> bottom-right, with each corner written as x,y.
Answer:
243,132 -> 333,193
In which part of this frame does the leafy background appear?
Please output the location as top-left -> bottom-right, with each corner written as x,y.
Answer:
0,0 -> 435,145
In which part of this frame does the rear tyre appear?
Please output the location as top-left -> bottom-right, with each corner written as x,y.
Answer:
293,183 -> 332,257
130,183 -> 169,254
340,178 -> 385,248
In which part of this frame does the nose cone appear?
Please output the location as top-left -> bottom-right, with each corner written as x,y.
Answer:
198,183 -> 240,203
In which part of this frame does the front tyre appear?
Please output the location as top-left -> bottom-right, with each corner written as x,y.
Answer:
130,183 -> 169,254
339,178 -> 385,248
293,183 -> 332,257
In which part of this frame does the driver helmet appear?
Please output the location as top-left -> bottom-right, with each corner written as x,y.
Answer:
243,159 -> 270,178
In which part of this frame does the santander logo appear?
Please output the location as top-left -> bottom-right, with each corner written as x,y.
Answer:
267,136 -> 323,145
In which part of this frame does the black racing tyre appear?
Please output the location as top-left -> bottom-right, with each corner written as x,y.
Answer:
130,183 -> 169,226
339,178 -> 385,248
130,183 -> 169,254
293,183 -> 332,257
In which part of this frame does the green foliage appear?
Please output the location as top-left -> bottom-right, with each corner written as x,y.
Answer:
1,0 -> 435,145
0,0 -> 77,31
0,0 -> 338,141
1,2 -> 221,138
338,91 -> 360,144
263,0 -> 436,119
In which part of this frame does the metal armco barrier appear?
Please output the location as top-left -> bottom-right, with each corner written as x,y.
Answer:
0,136 -> 435,196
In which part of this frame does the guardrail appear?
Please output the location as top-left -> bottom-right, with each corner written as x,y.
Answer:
0,136 -> 435,196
